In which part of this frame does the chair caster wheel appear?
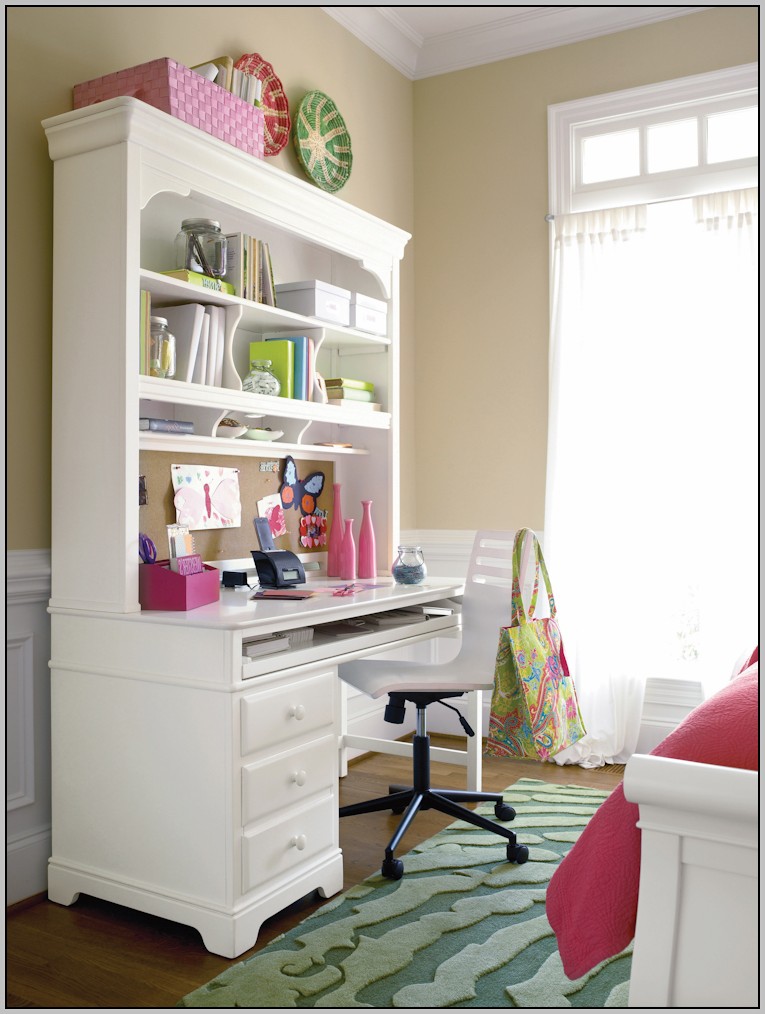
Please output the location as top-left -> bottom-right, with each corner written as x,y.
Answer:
382,857 -> 404,880
507,843 -> 529,865
495,802 -> 516,821
389,786 -> 409,814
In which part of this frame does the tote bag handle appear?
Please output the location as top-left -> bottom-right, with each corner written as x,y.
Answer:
510,528 -> 556,625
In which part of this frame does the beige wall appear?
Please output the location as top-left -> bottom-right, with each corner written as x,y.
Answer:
5,7 -> 758,550
5,6 -> 414,550
412,7 -> 758,531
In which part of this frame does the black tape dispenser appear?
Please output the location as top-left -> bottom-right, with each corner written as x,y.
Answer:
251,517 -> 306,589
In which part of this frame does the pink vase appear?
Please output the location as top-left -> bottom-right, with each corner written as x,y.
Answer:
339,518 -> 356,580
327,483 -> 344,577
358,500 -> 376,578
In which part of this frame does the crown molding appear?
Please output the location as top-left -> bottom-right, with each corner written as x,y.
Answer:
323,6 -> 422,78
323,7 -> 710,81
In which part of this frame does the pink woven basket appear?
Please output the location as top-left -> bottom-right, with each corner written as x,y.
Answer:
73,57 -> 265,160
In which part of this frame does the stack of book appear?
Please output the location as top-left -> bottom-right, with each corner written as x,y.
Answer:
284,627 -> 315,649
140,417 -> 194,434
242,633 -> 290,659
324,377 -> 380,411
140,296 -> 228,388
160,270 -> 235,295
191,56 -> 262,109
224,233 -> 276,305
249,335 -> 315,400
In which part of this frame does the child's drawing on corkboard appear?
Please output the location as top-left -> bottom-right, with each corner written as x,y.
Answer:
172,464 -> 241,530
257,493 -> 287,539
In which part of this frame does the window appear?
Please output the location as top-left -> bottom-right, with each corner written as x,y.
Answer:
549,64 -> 758,214
544,67 -> 758,767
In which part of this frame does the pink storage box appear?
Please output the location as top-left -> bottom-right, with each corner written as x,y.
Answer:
139,560 -> 220,611
73,57 -> 265,160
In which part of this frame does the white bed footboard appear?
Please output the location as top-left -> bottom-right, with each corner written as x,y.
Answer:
624,754 -> 758,1008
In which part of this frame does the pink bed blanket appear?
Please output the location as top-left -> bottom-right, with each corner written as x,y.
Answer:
546,648 -> 759,979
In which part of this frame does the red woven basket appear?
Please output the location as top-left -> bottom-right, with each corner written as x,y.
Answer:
73,57 -> 265,160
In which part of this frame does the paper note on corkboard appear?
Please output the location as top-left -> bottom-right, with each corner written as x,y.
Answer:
138,449 -> 333,562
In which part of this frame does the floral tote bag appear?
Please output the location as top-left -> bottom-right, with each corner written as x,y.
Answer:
487,528 -> 586,761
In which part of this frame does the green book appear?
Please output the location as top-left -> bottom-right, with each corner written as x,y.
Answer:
161,269 -> 235,295
325,386 -> 375,402
323,377 -> 374,392
251,339 -> 294,398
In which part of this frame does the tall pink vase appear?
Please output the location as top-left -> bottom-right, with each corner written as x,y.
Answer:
327,483 -> 344,577
358,500 -> 376,578
339,518 -> 357,580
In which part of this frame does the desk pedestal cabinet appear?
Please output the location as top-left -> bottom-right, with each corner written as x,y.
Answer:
48,614 -> 342,958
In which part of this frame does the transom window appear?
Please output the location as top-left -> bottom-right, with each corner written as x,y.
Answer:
549,64 -> 758,214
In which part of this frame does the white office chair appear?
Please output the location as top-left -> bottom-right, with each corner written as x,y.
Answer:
339,529 -> 533,879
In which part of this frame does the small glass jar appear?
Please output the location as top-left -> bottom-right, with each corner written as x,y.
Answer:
149,316 -> 176,379
242,359 -> 281,397
174,218 -> 227,278
391,545 -> 427,585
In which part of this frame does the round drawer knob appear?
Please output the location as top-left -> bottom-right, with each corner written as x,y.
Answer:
290,834 -> 307,851
292,769 -> 307,786
288,704 -> 306,721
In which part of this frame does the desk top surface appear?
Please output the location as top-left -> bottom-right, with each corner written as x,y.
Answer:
59,576 -> 465,632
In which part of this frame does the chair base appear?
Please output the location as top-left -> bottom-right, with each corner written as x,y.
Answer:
340,733 -> 530,878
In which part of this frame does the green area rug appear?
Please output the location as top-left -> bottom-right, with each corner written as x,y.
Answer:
179,778 -> 631,1008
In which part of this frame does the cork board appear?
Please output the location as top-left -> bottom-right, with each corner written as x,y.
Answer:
138,450 -> 334,561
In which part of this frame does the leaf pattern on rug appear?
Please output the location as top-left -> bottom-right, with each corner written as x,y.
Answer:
178,778 -> 631,1009
392,915 -> 555,1008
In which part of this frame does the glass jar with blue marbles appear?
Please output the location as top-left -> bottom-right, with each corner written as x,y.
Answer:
391,545 -> 427,585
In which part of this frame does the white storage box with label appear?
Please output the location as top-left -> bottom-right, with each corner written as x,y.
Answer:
275,280 -> 350,326
350,292 -> 388,336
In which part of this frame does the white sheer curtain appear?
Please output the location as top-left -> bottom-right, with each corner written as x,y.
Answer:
544,189 -> 758,766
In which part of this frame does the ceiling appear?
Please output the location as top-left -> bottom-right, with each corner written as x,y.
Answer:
323,6 -> 709,80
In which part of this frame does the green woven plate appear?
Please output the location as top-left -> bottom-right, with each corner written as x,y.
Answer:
293,90 -> 352,193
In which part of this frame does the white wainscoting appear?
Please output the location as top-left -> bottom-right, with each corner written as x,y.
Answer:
635,676 -> 705,754
6,550 -> 52,905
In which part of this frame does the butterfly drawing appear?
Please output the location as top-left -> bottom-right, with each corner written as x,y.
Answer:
279,455 -> 325,516
172,465 -> 242,530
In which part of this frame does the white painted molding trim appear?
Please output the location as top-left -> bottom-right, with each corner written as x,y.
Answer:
6,549 -> 52,905
322,7 -> 708,81
6,549 -> 52,604
399,529 -> 475,575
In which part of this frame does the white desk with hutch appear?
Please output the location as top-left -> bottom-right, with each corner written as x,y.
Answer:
43,99 -> 464,958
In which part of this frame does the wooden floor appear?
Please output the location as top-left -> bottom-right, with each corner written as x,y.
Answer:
6,741 -> 623,1009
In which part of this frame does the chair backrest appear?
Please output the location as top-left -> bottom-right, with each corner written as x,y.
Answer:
456,529 -> 533,680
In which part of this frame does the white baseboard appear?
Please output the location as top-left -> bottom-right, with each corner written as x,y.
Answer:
7,825 -> 52,905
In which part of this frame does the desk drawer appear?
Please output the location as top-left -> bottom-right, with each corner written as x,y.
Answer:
241,795 -> 335,894
240,670 -> 335,757
242,736 -> 336,826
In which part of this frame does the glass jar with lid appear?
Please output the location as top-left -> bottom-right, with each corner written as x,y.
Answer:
242,359 -> 281,397
174,218 -> 227,278
391,546 -> 427,585
149,316 -> 176,379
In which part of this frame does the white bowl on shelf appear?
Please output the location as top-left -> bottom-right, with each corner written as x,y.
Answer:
243,428 -> 284,441
216,424 -> 248,439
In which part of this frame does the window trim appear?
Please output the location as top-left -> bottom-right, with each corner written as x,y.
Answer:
548,64 -> 758,216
